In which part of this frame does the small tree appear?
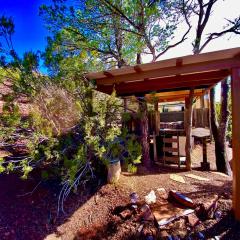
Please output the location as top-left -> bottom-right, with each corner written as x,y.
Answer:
0,15 -> 142,214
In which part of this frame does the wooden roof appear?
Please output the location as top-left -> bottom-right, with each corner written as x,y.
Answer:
145,89 -> 205,102
86,47 -> 240,97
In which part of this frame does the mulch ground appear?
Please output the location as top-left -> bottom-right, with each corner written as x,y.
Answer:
0,142 -> 238,240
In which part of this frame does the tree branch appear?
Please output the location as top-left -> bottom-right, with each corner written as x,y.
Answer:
100,0 -> 138,29
155,25 -> 191,60
199,17 -> 240,52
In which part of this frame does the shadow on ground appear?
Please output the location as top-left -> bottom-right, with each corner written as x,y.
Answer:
0,171 -> 103,240
0,162 -> 235,240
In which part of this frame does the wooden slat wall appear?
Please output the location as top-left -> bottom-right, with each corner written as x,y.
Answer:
192,108 -> 209,128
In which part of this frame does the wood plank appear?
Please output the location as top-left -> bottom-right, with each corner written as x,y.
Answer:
96,59 -> 238,84
231,67 -> 240,221
185,174 -> 210,181
163,156 -> 180,163
163,147 -> 179,153
86,47 -> 240,80
163,138 -> 178,143
170,174 -> 185,183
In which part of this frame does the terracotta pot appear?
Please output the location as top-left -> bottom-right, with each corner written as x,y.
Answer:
107,160 -> 121,184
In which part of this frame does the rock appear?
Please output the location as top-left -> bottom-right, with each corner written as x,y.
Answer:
158,230 -> 171,239
171,219 -> 188,238
142,225 -> 157,237
196,195 -> 219,219
143,209 -> 155,222
187,213 -> 200,227
214,210 -> 222,220
130,192 -> 139,203
44,233 -> 61,240
157,188 -> 168,199
141,204 -> 150,212
145,190 -> 157,204
146,236 -> 154,240
137,204 -> 154,222
138,224 -> 144,233
119,209 -> 132,220
173,236 -> 181,240
197,231 -> 205,239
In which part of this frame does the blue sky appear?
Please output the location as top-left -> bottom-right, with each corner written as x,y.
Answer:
0,0 -> 51,57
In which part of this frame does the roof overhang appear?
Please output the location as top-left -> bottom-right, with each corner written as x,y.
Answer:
86,47 -> 240,97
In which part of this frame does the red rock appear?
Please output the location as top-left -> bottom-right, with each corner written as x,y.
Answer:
119,209 -> 132,220
187,213 -> 200,227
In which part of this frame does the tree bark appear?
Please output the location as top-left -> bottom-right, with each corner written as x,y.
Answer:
210,81 -> 232,176
185,88 -> 194,171
139,99 -> 151,168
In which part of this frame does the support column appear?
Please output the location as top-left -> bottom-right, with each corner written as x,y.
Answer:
208,90 -> 213,142
154,102 -> 158,111
185,89 -> 194,171
139,98 -> 151,168
231,67 -> 240,221
123,98 -> 127,112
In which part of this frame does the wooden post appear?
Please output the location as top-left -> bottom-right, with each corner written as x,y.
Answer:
153,132 -> 157,162
154,101 -> 158,111
139,98 -> 151,168
208,90 -> 213,142
231,67 -> 240,221
200,137 -> 210,170
123,97 -> 127,112
154,101 -> 160,136
185,89 -> 194,171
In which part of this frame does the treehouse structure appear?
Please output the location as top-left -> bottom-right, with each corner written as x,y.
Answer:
86,47 -> 240,221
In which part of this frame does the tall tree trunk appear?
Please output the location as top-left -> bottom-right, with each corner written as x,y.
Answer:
210,81 -> 232,176
139,99 -> 151,168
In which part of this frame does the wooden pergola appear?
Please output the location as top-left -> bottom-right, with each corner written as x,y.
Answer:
86,47 -> 240,220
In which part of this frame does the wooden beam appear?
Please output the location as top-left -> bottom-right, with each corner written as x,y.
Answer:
98,70 -> 228,94
103,71 -> 114,77
176,58 -> 183,67
96,58 -> 239,84
134,65 -> 142,73
231,67 -> 240,221
146,89 -> 204,98
97,77 -> 222,95
185,89 -> 194,171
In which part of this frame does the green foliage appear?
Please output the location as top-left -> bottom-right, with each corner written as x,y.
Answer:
39,0 -> 182,69
0,11 -> 143,213
0,158 -> 5,173
122,112 -> 131,123
0,100 -> 21,127
127,164 -> 137,174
